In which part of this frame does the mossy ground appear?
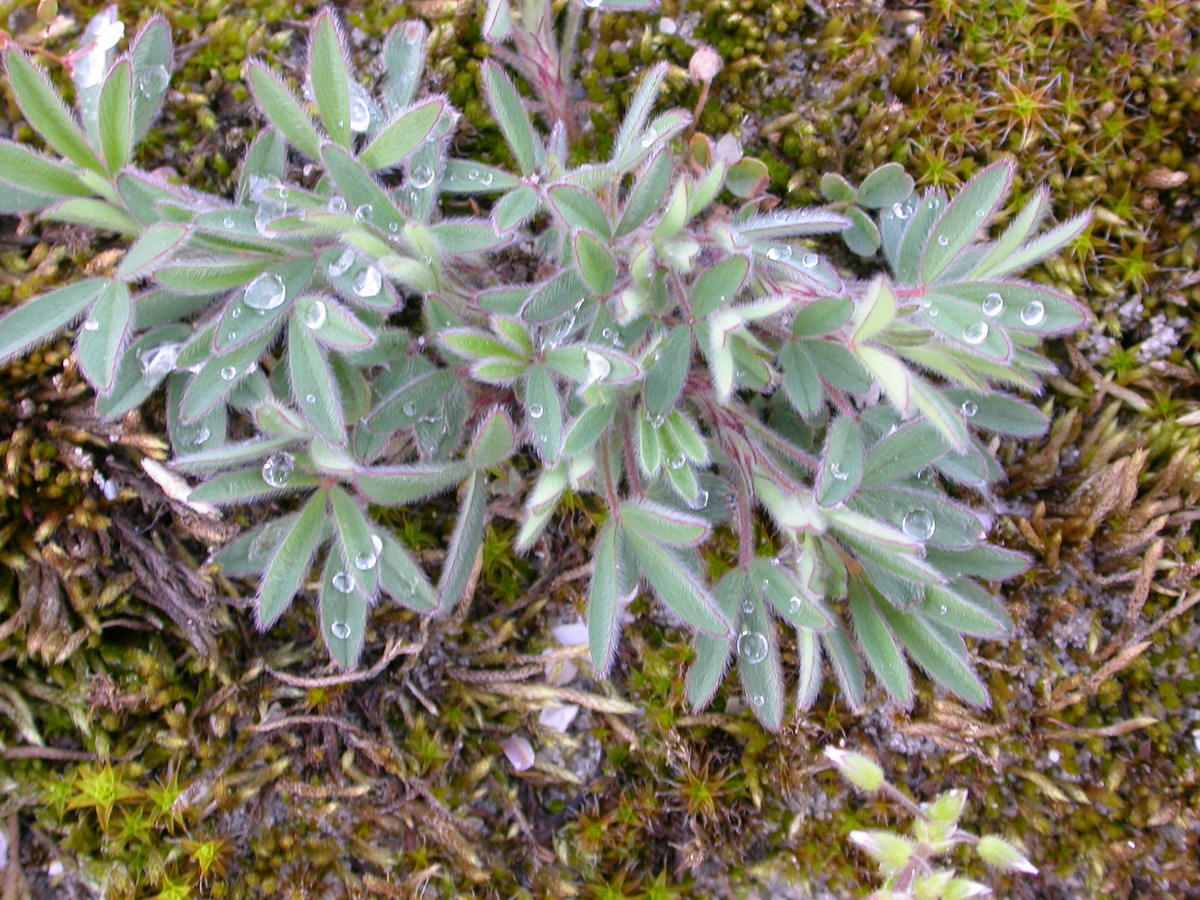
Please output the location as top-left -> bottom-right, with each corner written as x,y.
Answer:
1,0 -> 1199,897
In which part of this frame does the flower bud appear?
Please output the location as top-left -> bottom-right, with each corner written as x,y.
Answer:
849,830 -> 915,875
688,46 -> 723,83
976,835 -> 1038,874
824,746 -> 885,793
943,879 -> 992,900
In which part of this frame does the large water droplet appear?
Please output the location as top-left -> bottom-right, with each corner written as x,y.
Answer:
1020,300 -> 1045,326
801,252 -> 819,268
244,273 -> 287,310
327,195 -> 347,215
741,597 -> 756,615
481,172 -> 494,186
330,620 -> 352,639
355,550 -> 378,571
668,455 -> 686,470
936,234 -> 949,246
136,64 -> 169,99
766,245 -> 792,262
687,488 -> 710,510
332,571 -> 356,593
529,404 -> 544,419
304,300 -> 327,329
961,400 -> 978,417
328,249 -> 355,278
983,292 -> 1004,317
354,203 -> 373,223
891,202 -> 911,220
788,596 -> 803,614
751,694 -> 766,708
74,47 -> 107,89
902,509 -> 935,541
411,165 -> 435,189
261,451 -> 294,488
830,461 -> 849,482
583,349 -> 611,387
140,344 -> 180,379
349,89 -> 371,132
83,318 -> 100,331
737,631 -> 769,665
962,321 -> 988,344
353,266 -> 382,298
192,427 -> 211,446
219,365 -> 237,381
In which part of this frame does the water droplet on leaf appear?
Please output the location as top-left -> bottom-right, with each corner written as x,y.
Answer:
304,300 -> 327,329
331,620 -> 352,639
411,165 -> 435,189
244,273 -> 286,310
961,400 -> 978,417
737,631 -> 768,664
332,571 -> 356,593
139,343 -> 181,379
349,90 -> 370,132
261,451 -> 294,488
1020,300 -> 1045,326
983,292 -> 1004,317
529,404 -> 544,419
219,365 -> 237,381
355,551 -> 377,571
136,64 -> 169,98
902,509 -> 935,541
328,249 -> 355,278
353,266 -> 382,298
962,321 -> 988,344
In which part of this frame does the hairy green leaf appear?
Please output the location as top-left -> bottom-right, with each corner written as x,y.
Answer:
258,490 -> 328,628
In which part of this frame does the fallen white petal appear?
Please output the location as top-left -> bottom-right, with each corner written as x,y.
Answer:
538,703 -> 580,733
551,621 -> 589,646
499,735 -> 535,772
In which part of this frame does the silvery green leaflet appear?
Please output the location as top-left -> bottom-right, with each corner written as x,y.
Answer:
0,3 -> 1089,728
